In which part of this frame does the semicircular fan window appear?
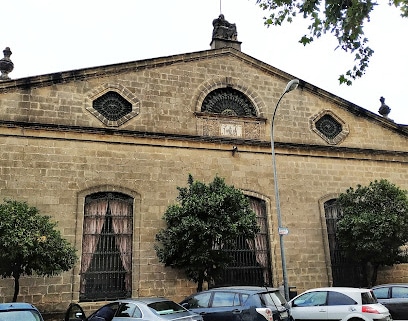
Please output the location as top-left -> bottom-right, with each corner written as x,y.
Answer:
201,88 -> 257,117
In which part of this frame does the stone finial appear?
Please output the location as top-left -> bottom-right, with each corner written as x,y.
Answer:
0,47 -> 14,80
378,96 -> 391,118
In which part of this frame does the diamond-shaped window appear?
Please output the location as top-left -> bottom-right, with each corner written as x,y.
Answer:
93,91 -> 132,121
310,110 -> 349,145
86,84 -> 140,127
315,114 -> 342,139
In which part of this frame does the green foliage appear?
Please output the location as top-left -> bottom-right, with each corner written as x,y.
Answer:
256,0 -> 408,85
0,199 -> 77,300
336,179 -> 408,268
155,174 -> 259,291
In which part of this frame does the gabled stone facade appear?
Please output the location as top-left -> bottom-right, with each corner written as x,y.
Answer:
0,22 -> 407,320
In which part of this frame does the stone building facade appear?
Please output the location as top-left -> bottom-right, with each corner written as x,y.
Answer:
0,16 -> 407,319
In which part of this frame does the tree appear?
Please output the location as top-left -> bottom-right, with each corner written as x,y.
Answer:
0,199 -> 77,302
155,174 -> 259,292
256,0 -> 408,85
335,179 -> 408,287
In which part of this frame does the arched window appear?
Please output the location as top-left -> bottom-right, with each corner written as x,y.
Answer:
201,88 -> 257,117
324,199 -> 360,286
213,196 -> 272,287
80,192 -> 133,301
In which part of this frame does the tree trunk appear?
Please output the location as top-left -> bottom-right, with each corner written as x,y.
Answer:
196,271 -> 204,292
197,280 -> 203,292
364,261 -> 379,288
12,273 -> 20,302
370,263 -> 379,287
197,274 -> 203,292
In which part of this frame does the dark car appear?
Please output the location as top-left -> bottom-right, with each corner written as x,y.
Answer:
0,302 -> 44,321
180,286 -> 290,321
64,297 -> 203,321
372,284 -> 408,320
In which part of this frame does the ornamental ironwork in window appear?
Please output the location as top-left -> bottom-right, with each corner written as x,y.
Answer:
324,199 -> 361,286
310,110 -> 349,145
213,197 -> 272,288
86,83 -> 140,127
80,192 -> 133,301
201,88 -> 257,117
93,91 -> 132,121
315,114 -> 342,139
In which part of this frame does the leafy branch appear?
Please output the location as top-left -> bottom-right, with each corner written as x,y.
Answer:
257,0 -> 407,85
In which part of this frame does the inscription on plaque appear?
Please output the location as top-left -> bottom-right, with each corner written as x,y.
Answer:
220,123 -> 242,137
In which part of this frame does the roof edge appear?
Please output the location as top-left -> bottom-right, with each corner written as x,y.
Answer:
0,48 -> 406,133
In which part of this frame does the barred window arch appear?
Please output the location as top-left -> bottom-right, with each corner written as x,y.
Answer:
324,199 -> 360,286
80,192 -> 133,301
201,88 -> 257,117
213,196 -> 272,287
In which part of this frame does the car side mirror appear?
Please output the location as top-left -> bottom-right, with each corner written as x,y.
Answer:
181,302 -> 190,309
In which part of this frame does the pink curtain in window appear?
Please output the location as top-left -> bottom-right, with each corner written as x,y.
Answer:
247,198 -> 269,280
110,199 -> 132,291
80,199 -> 108,292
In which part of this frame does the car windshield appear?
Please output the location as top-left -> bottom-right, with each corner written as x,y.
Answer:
148,300 -> 186,315
361,291 -> 378,304
0,310 -> 42,321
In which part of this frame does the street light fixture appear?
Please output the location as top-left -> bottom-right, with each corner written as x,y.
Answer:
271,79 -> 299,300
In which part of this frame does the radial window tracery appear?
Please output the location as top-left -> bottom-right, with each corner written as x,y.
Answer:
201,88 -> 257,117
93,91 -> 132,121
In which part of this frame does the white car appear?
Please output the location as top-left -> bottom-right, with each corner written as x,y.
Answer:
288,287 -> 392,321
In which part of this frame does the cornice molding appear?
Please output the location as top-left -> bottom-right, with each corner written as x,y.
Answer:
0,120 -> 406,162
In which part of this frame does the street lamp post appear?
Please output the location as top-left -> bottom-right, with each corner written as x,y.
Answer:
271,79 -> 299,301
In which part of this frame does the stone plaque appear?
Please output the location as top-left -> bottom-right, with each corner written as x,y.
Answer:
220,123 -> 242,137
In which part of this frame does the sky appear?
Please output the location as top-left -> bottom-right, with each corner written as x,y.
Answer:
2,0 -> 408,125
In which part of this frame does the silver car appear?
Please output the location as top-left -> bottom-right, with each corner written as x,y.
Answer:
289,287 -> 391,321
65,297 -> 203,321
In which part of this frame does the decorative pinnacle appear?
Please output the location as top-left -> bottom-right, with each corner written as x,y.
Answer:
378,96 -> 391,118
0,47 -> 14,80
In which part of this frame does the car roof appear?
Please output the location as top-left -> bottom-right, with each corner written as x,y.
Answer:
303,287 -> 371,293
289,287 -> 374,304
373,284 -> 408,287
204,286 -> 280,293
117,297 -> 174,304
0,302 -> 40,311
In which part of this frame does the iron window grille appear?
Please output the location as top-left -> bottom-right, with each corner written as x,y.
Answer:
213,197 -> 272,287
80,192 -> 133,301
93,91 -> 132,121
201,88 -> 257,117
324,199 -> 361,286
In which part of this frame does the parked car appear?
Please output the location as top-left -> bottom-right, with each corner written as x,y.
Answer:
288,287 -> 391,321
0,302 -> 44,321
179,286 -> 290,321
372,283 -> 408,320
64,297 -> 203,321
